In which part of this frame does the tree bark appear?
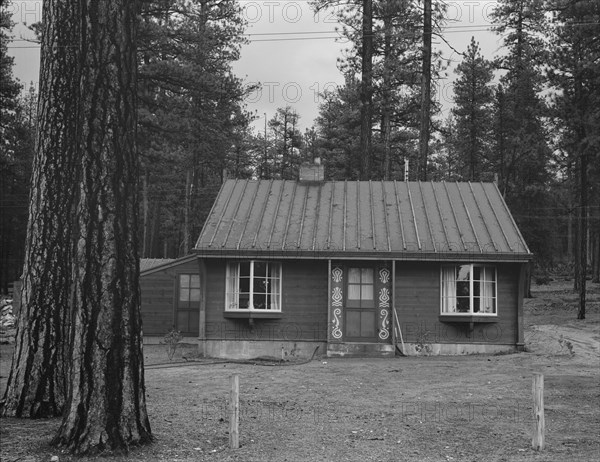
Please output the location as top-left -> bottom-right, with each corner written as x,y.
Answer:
574,161 -> 580,291
51,0 -> 152,453
592,228 -> 599,283
183,169 -> 191,255
1,0 -> 79,418
359,0 -> 373,180
577,151 -> 587,319
141,168 -> 149,258
567,185 -> 573,262
381,6 -> 393,180
418,0 -> 432,181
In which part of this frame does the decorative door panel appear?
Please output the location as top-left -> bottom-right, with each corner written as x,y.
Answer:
377,268 -> 391,341
329,263 -> 391,343
329,265 -> 344,342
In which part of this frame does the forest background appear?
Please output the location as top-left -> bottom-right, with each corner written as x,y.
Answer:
2,0 -> 599,292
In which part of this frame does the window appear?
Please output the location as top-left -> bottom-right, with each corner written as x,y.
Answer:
226,261 -> 281,311
441,265 -> 496,315
179,274 -> 200,306
177,274 -> 200,334
346,267 -> 374,308
345,267 -> 376,339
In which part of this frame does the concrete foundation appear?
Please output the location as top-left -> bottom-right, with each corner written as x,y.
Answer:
327,342 -> 395,358
202,340 -> 326,360
400,342 -> 518,356
144,337 -> 518,358
144,335 -> 199,345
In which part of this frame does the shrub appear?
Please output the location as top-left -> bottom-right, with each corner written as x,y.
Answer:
161,327 -> 183,360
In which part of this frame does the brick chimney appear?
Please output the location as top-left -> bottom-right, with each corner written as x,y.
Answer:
299,157 -> 324,182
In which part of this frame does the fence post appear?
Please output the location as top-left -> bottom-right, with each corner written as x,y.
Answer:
532,373 -> 545,450
229,374 -> 240,449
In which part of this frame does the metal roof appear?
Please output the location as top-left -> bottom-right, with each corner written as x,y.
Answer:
195,180 -> 532,261
140,258 -> 175,273
140,256 -> 197,275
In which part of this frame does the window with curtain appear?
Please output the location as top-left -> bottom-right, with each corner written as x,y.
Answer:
346,267 -> 374,308
441,265 -> 496,315
226,261 -> 282,311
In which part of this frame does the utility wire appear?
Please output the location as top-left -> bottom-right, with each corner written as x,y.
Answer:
9,20 -> 598,49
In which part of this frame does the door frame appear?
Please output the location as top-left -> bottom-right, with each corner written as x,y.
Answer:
174,272 -> 200,336
343,265 -> 378,342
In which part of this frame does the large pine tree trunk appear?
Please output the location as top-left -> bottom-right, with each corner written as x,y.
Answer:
577,151 -> 587,319
418,0 -> 432,181
381,7 -> 393,180
141,169 -> 149,258
52,0 -> 152,453
573,155 -> 580,291
359,0 -> 373,180
183,170 -> 191,255
1,1 -> 79,418
592,228 -> 599,283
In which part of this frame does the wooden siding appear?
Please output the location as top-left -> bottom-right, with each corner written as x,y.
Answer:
203,260 -> 329,343
140,258 -> 200,336
394,262 -> 520,345
201,259 -> 521,346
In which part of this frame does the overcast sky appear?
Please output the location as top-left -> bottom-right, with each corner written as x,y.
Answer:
7,1 -> 503,132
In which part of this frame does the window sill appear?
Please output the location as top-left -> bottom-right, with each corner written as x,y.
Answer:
438,315 -> 498,323
224,311 -> 283,319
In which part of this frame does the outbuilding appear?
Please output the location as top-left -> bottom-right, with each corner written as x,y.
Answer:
140,256 -> 200,341
188,166 -> 532,358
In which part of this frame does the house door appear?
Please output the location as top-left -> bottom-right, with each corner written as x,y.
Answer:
176,274 -> 200,336
344,267 -> 377,341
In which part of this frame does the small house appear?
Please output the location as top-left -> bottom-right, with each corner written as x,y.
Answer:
140,256 -> 200,342
191,166 -> 532,358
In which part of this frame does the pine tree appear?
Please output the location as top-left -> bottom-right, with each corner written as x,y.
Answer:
490,0 -> 554,264
0,7 -> 31,293
311,0 -> 437,180
267,107 -> 303,180
418,0 -> 432,181
0,6 -> 21,128
137,0 -> 252,257
546,0 -> 600,317
50,0 -> 152,452
314,76 -> 362,179
450,37 -> 494,181
360,0 -> 374,179
2,1 -> 80,418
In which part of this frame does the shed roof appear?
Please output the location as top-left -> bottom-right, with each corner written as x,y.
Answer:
195,179 -> 531,261
140,258 -> 175,273
140,255 -> 197,275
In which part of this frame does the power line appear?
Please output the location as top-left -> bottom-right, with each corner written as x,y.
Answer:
8,20 -> 598,48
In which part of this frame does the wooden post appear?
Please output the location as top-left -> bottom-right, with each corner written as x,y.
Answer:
516,263 -> 526,351
394,308 -> 406,356
229,374 -> 240,449
198,258 -> 207,357
532,373 -> 545,451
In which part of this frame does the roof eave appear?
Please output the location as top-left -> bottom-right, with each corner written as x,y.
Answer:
140,254 -> 198,276
193,247 -> 533,262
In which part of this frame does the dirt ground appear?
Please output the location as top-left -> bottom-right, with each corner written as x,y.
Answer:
1,279 -> 598,462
